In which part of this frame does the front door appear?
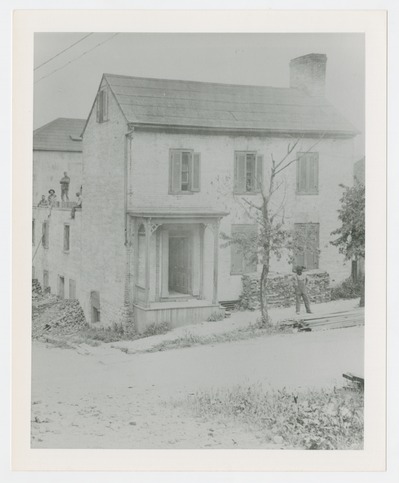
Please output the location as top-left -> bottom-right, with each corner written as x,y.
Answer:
169,235 -> 191,295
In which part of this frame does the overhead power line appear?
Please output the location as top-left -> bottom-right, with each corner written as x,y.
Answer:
34,33 -> 93,71
34,33 -> 119,84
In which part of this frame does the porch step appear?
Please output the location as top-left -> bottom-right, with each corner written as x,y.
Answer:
220,300 -> 239,311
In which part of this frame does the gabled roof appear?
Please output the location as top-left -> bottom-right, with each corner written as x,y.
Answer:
103,73 -> 357,136
33,118 -> 86,152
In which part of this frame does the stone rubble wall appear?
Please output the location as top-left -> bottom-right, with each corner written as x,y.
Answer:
239,270 -> 331,311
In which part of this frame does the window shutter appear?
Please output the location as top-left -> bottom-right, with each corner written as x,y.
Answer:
191,153 -> 200,191
309,153 -> 319,193
96,91 -> 102,122
297,154 -> 308,193
244,225 -> 258,272
256,155 -> 263,190
234,153 -> 246,193
102,89 -> 108,121
230,226 -> 242,274
170,150 -> 181,193
306,223 -> 319,269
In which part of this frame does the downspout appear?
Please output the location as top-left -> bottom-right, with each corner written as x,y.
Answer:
124,128 -> 135,327
124,129 -> 134,245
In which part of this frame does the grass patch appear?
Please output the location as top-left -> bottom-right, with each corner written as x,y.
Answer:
177,384 -> 364,450
59,321 -> 172,348
144,320 -> 292,353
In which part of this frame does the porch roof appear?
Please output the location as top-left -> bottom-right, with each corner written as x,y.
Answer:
128,206 -> 228,219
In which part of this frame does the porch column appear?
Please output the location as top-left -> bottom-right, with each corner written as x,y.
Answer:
145,218 -> 151,307
212,219 -> 220,305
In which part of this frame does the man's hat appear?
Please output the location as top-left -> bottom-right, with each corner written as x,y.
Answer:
48,189 -> 55,195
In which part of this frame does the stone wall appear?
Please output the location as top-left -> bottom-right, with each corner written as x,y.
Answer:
130,130 -> 354,298
239,270 -> 331,310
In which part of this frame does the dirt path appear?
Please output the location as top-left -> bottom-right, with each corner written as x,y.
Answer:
31,325 -> 364,449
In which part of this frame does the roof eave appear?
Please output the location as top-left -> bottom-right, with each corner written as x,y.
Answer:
127,122 -> 359,139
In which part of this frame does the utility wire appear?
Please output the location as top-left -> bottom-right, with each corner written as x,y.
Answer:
34,33 -> 93,71
34,33 -> 119,84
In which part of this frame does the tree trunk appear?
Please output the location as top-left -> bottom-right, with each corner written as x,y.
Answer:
359,275 -> 365,307
259,264 -> 269,325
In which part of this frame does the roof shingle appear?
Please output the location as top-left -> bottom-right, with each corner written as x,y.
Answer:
104,74 -> 357,135
33,118 -> 85,152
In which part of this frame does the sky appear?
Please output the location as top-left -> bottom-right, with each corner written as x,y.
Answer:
33,33 -> 365,157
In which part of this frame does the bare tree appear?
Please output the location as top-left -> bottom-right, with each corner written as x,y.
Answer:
223,137 -> 323,325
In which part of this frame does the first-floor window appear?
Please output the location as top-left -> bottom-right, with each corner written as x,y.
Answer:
169,149 -> 201,193
230,224 -> 258,275
69,279 -> 76,299
64,224 -> 70,252
43,270 -> 49,290
42,221 -> 49,249
294,223 -> 320,269
90,291 -> 101,323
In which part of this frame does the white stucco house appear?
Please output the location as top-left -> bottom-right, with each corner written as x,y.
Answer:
32,53 -> 359,331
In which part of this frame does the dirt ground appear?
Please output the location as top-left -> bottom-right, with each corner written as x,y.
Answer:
31,301 -> 364,449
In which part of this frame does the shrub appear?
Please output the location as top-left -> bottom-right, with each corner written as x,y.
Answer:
180,385 -> 364,450
207,311 -> 225,322
141,321 -> 171,337
331,277 -> 363,301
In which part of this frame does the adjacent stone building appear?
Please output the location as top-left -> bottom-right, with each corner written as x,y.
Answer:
32,53 -> 359,331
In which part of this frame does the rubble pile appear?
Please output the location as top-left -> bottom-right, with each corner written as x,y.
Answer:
239,271 -> 331,311
32,279 -> 42,301
32,288 -> 88,339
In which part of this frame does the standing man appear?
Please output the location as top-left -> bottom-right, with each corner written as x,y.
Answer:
294,266 -> 312,315
60,171 -> 70,201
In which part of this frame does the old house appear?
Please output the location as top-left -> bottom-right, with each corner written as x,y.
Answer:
32,53 -> 358,331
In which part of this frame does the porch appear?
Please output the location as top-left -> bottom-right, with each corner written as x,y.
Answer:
128,207 -> 228,332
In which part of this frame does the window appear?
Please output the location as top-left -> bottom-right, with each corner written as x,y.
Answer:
90,291 -> 101,323
69,279 -> 76,299
42,221 -> 49,249
234,152 -> 263,194
96,88 -> 108,123
64,224 -> 70,252
294,223 -> 320,269
43,270 -> 49,291
58,275 -> 65,299
169,149 -> 200,194
230,224 -> 258,275
296,152 -> 319,194
32,219 -> 35,245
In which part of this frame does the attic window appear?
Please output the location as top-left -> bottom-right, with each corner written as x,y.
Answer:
96,89 -> 108,123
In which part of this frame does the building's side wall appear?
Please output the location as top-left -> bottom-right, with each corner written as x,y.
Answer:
79,81 -> 130,327
32,150 -> 82,205
32,206 -> 82,299
129,131 -> 354,301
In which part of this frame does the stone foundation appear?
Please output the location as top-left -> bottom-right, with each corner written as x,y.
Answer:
239,270 -> 331,310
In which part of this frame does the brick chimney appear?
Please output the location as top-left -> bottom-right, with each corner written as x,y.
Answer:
289,53 -> 327,97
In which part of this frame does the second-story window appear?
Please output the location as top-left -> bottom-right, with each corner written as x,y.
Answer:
234,151 -> 263,194
169,149 -> 201,194
63,224 -> 70,252
96,88 -> 108,123
296,152 -> 319,194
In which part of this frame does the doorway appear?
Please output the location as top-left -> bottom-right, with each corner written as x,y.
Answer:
168,234 -> 192,295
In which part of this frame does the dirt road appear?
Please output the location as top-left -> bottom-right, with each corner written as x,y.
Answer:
31,324 -> 364,449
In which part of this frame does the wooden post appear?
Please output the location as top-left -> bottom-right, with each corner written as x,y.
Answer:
212,219 -> 220,305
199,224 -> 205,299
145,219 -> 151,307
